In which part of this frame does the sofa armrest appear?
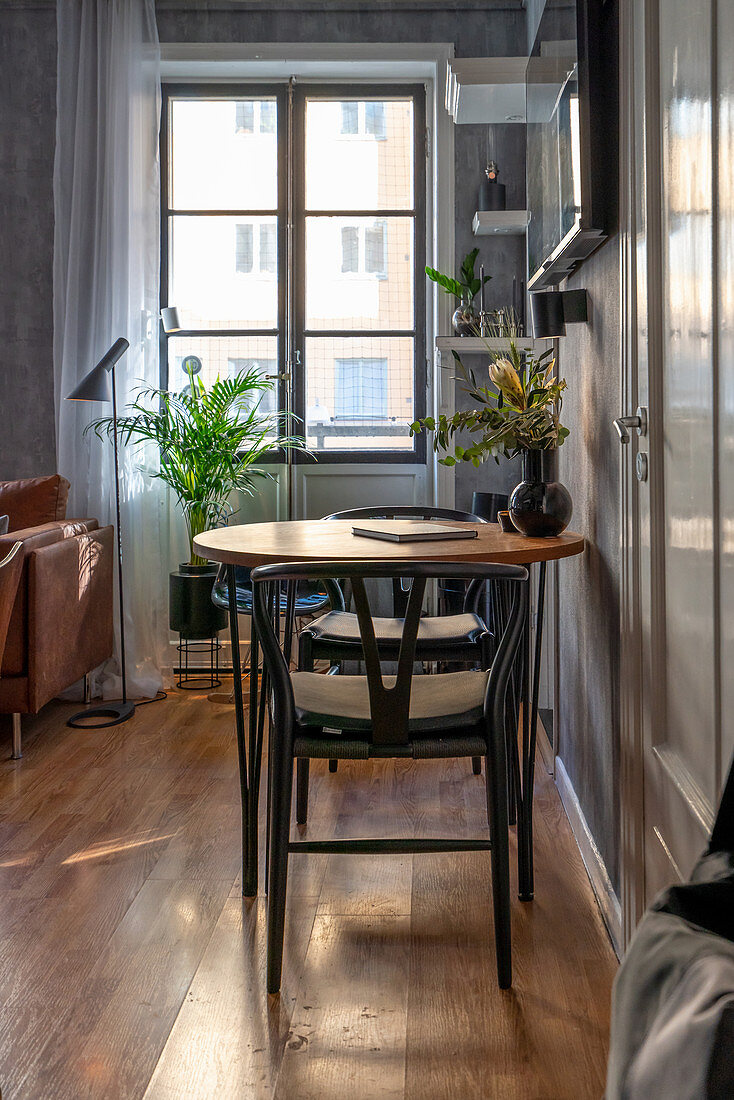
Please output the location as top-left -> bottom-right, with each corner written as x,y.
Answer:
0,519 -> 99,556
0,520 -> 103,680
27,525 -> 114,711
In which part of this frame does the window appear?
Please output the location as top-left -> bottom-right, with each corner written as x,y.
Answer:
335,359 -> 388,419
161,85 -> 425,459
340,221 -> 387,275
236,99 -> 276,134
340,100 -> 386,139
235,222 -> 277,275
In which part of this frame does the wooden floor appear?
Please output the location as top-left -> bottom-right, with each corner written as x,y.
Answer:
0,690 -> 616,1100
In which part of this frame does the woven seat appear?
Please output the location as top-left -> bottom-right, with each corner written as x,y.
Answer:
303,609 -> 487,659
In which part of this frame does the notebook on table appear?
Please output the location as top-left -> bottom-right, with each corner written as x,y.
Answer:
350,520 -> 479,544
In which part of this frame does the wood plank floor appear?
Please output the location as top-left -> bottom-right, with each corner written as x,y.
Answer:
0,690 -> 617,1099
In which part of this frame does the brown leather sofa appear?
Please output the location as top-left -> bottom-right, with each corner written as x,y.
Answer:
0,476 -> 114,758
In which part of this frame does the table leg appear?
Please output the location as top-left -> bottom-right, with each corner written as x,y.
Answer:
227,564 -> 258,897
517,562 -> 547,901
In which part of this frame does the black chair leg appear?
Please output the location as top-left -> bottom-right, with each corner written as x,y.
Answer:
267,734 -> 294,995
328,759 -> 338,773
472,756 -> 482,775
296,758 -> 310,824
486,727 -> 512,989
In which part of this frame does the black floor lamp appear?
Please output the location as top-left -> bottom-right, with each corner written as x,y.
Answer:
66,337 -> 135,728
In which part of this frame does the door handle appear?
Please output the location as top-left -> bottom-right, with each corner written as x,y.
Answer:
613,406 -> 648,444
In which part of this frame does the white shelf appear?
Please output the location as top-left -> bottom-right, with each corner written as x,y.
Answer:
435,336 -> 551,357
446,55 -> 575,125
472,210 -> 529,236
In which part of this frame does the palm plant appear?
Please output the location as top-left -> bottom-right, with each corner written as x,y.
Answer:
88,366 -> 306,565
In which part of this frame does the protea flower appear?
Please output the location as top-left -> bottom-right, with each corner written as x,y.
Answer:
489,358 -> 525,408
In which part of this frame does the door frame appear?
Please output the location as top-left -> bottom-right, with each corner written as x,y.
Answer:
618,0 -> 652,949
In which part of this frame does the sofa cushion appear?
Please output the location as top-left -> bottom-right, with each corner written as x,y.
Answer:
0,476 -> 70,532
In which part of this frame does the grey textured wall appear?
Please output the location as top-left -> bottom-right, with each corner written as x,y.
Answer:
556,240 -> 621,891
0,7 -> 57,479
554,0 -> 621,893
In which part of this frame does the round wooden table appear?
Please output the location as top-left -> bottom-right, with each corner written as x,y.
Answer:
194,521 -> 585,898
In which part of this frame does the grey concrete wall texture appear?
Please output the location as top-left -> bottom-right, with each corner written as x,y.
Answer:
0,8 -> 57,479
557,239 -> 621,892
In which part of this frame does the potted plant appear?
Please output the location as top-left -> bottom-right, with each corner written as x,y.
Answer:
410,331 -> 572,536
425,247 -> 491,335
88,364 -> 306,637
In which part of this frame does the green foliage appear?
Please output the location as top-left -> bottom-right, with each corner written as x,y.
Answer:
87,367 -> 307,564
425,247 -> 491,303
409,339 -> 569,467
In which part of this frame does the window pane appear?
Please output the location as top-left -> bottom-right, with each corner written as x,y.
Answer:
235,224 -> 253,273
259,223 -> 277,273
340,102 -> 359,134
170,98 -> 277,210
260,100 -> 276,134
365,102 -> 386,138
167,336 -> 278,411
306,217 -> 413,330
341,226 -> 359,273
305,98 -> 414,210
334,359 -> 387,419
305,336 -> 414,451
365,222 -> 386,273
169,215 -> 278,330
235,101 -> 254,133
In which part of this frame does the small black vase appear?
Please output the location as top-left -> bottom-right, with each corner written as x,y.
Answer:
509,450 -> 572,537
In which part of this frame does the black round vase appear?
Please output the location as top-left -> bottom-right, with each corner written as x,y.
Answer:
169,563 -> 227,640
509,450 -> 572,537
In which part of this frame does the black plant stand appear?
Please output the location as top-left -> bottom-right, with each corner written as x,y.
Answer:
176,634 -> 222,690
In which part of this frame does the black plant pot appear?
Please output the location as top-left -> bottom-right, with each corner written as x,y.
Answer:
169,563 -> 227,640
509,450 -> 572,538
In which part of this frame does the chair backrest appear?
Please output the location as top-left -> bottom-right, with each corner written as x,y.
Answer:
0,542 -> 23,670
252,560 -> 527,747
323,505 -> 487,524
322,507 -> 487,616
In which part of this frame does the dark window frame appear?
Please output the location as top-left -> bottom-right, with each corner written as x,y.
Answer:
160,81 -> 426,466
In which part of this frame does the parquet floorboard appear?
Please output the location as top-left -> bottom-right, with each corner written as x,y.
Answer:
0,692 -> 616,1099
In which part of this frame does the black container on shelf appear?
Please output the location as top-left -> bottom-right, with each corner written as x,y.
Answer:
478,161 -> 506,211
169,562 -> 227,640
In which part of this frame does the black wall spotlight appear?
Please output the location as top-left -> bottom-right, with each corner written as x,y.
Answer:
530,289 -> 588,338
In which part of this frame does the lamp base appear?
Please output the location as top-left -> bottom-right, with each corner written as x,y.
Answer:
67,700 -> 136,729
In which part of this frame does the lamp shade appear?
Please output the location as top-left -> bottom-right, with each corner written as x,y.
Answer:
530,291 -> 566,338
65,337 -> 130,403
161,306 -> 181,333
66,361 -> 113,403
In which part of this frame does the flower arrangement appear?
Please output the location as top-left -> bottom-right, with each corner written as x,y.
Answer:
410,329 -> 569,467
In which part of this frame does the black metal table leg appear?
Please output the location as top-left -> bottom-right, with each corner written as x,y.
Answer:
228,564 -> 258,897
516,562 -> 547,901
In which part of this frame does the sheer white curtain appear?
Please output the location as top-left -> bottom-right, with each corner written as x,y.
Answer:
53,0 -> 171,697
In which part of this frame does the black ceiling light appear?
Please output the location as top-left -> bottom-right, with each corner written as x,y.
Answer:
530,289 -> 588,338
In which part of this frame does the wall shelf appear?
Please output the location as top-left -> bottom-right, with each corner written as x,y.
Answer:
446,55 -> 575,125
472,210 -> 529,236
435,336 -> 551,360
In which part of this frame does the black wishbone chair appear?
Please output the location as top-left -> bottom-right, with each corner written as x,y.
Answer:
252,559 -> 527,994
296,505 -> 492,815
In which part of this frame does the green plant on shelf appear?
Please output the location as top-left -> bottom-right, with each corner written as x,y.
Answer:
411,326 -> 569,467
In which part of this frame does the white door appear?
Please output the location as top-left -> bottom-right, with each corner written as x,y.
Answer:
623,0 -> 734,925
